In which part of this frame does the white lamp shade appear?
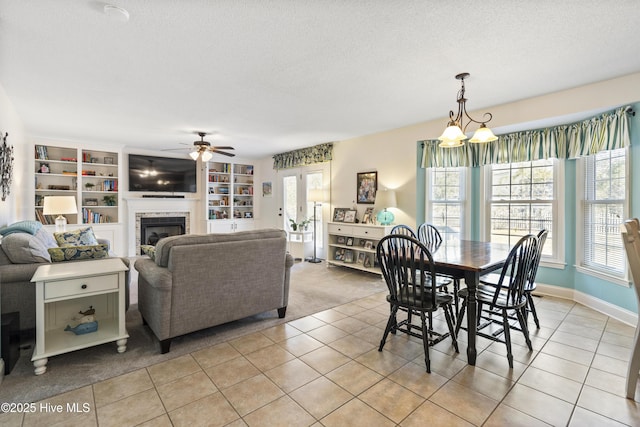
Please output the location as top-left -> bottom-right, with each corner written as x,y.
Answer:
43,196 -> 77,215
189,151 -> 200,160
201,151 -> 213,162
374,189 -> 397,209
469,125 -> 498,143
308,188 -> 324,202
438,139 -> 465,148
438,124 -> 467,142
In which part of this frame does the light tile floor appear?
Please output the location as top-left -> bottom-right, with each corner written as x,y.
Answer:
4,290 -> 640,426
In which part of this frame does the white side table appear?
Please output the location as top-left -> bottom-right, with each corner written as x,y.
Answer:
30,258 -> 129,375
287,231 -> 313,261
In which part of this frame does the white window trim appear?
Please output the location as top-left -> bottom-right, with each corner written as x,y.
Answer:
481,159 -> 564,266
575,147 -> 630,286
425,167 -> 470,239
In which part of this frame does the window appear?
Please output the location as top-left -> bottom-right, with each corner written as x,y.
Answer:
580,148 -> 627,277
486,159 -> 558,259
426,167 -> 465,237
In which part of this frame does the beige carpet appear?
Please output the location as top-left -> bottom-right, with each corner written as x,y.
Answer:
0,261 -> 386,403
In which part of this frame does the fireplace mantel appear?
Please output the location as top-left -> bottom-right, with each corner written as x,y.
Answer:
125,197 -> 201,256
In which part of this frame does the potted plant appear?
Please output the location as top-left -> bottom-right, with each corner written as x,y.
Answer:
102,195 -> 116,206
84,182 -> 95,190
289,218 -> 311,231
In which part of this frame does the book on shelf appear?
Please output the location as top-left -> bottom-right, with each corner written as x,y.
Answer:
35,145 -> 48,160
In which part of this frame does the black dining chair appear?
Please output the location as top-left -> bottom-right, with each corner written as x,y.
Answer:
455,234 -> 538,368
479,229 -> 548,329
390,224 -> 417,238
377,234 -> 458,373
417,223 -> 461,319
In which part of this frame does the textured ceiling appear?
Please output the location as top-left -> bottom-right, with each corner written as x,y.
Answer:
2,0 -> 640,159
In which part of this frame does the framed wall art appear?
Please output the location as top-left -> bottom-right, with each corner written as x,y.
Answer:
356,171 -> 377,204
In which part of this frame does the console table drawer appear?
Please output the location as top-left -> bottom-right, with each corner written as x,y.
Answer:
328,224 -> 354,235
353,227 -> 385,239
44,274 -> 119,300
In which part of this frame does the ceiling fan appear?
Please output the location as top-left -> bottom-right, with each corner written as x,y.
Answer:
168,132 -> 235,160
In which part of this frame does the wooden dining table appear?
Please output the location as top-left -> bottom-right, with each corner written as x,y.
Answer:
428,238 -> 512,365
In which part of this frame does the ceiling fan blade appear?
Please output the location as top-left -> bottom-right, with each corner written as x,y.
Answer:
211,146 -> 234,150
211,149 -> 235,157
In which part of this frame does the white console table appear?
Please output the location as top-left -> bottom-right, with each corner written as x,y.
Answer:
30,258 -> 129,375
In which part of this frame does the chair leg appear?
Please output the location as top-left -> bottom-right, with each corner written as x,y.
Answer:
501,309 -> 514,368
379,306 -> 399,352
516,307 -> 533,351
455,298 -> 467,335
443,305 -> 459,353
420,311 -> 431,373
526,292 -> 540,329
452,279 -> 460,323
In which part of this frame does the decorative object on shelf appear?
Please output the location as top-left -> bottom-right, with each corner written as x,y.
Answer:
85,182 -> 95,190
102,195 -> 116,206
64,320 -> 98,335
346,237 -> 354,246
104,156 -> 114,164
356,171 -> 377,204
438,72 -> 498,148
43,196 -> 77,232
343,249 -> 354,263
363,255 -> 372,268
0,132 -> 13,201
362,207 -> 374,224
85,198 -> 99,206
337,236 -> 346,244
38,163 -> 50,173
307,188 -> 324,263
374,188 -> 397,226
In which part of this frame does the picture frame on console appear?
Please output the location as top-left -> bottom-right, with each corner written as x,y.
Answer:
333,208 -> 347,222
343,209 -> 356,223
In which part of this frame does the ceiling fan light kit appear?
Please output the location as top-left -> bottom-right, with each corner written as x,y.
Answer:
167,132 -> 235,160
438,72 -> 498,148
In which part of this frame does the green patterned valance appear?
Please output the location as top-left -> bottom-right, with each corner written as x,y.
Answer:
421,106 -> 632,168
273,143 -> 333,170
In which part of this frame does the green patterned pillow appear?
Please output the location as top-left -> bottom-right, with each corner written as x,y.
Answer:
48,244 -> 108,262
140,244 -> 156,261
54,227 -> 99,247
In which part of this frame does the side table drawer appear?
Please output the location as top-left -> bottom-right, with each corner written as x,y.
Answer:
353,227 -> 385,239
44,274 -> 119,300
328,224 -> 354,235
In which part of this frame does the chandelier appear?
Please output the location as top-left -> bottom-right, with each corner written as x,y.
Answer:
438,72 -> 497,148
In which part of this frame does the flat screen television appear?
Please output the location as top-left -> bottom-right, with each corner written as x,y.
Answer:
128,154 -> 197,193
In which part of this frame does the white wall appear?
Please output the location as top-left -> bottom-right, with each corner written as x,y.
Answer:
0,82 -> 27,226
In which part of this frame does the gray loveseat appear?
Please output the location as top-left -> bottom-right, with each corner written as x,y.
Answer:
0,226 -> 130,337
134,229 -> 294,353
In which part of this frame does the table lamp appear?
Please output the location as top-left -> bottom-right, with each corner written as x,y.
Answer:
307,188 -> 324,263
374,189 -> 397,225
43,196 -> 78,232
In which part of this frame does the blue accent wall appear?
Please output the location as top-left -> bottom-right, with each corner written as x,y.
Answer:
417,103 -> 640,314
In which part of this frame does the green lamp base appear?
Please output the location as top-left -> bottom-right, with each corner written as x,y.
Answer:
376,209 -> 394,226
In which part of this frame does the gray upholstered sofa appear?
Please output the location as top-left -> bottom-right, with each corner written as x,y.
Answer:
134,229 -> 294,353
0,224 -> 130,337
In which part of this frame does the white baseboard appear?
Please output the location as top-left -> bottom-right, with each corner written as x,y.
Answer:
534,283 -> 638,327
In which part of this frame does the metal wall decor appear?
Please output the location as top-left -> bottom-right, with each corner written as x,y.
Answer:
0,132 -> 14,201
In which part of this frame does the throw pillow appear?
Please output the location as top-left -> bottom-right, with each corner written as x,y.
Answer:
2,232 -> 52,263
0,220 -> 43,236
48,244 -> 109,262
33,227 -> 58,249
140,244 -> 156,261
54,227 -> 99,247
